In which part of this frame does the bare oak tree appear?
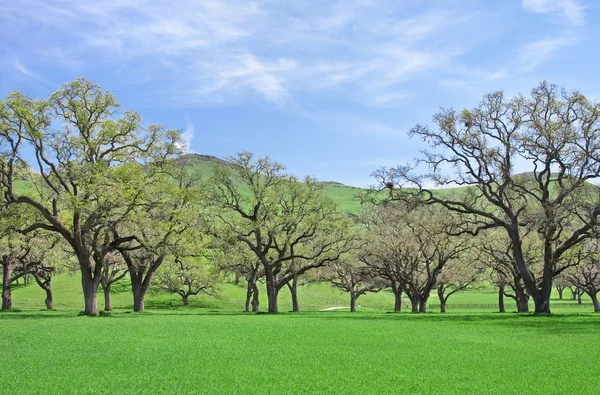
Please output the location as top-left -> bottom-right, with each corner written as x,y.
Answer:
375,82 -> 600,314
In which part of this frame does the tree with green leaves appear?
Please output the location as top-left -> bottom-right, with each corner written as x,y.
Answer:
113,167 -> 205,312
375,81 -> 600,314
205,152 -> 355,313
0,78 -> 180,315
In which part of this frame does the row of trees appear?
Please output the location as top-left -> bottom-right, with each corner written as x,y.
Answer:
1,79 -> 600,315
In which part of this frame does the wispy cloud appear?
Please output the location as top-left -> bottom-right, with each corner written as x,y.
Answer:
12,59 -> 48,84
522,0 -> 585,25
0,0 -> 585,107
517,36 -> 578,72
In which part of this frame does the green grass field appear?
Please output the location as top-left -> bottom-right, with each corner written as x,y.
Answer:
2,309 -> 599,394
4,156 -> 599,393
2,274 -> 600,394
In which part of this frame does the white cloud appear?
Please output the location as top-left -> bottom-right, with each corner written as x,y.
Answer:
177,116 -> 195,153
517,36 -> 577,72
0,1 -> 524,107
522,0 -> 585,25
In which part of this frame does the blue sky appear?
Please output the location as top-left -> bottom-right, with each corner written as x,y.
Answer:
1,0 -> 599,187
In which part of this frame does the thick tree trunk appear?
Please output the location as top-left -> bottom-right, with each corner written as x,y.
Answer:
132,288 -> 146,312
80,264 -> 99,316
102,284 -> 112,312
182,294 -> 189,307
577,288 -> 583,305
350,293 -> 357,312
410,297 -> 419,313
516,296 -> 529,313
394,292 -> 402,312
418,299 -> 427,313
591,294 -> 600,313
533,272 -> 552,314
440,301 -> 446,313
287,276 -> 299,312
266,280 -> 279,313
498,285 -> 505,313
130,270 -> 152,312
2,260 -> 12,311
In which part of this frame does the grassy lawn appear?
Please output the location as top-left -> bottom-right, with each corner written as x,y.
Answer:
3,274 -> 599,393
1,310 -> 599,394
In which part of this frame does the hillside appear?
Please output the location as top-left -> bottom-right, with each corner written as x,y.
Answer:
181,153 -> 366,213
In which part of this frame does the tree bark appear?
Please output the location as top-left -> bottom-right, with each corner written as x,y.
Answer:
437,285 -> 446,313
392,281 -> 403,312
498,285 -> 505,313
266,280 -> 279,313
44,286 -> 53,310
516,296 -> 529,313
287,276 -> 299,312
418,299 -> 427,313
394,292 -> 402,312
245,280 -> 253,312
577,288 -> 583,305
102,284 -> 112,312
410,297 -> 419,313
182,294 -> 189,307
251,282 -> 259,312
2,259 -> 12,311
557,287 -> 564,300
350,293 -> 357,312
591,294 -> 600,313
79,255 -> 100,316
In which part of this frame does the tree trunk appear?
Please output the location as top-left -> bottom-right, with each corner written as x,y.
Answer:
79,255 -> 100,316
287,276 -> 299,312
440,301 -> 446,313
392,281 -> 403,312
350,293 -> 357,312
591,293 -> 600,313
437,285 -> 446,313
182,294 -> 189,307
245,281 -> 253,312
516,296 -> 529,313
251,282 -> 259,312
410,297 -> 419,313
418,299 -> 427,313
102,284 -> 112,312
577,288 -> 583,305
266,280 -> 279,313
130,271 -> 151,312
498,285 -> 505,313
394,292 -> 402,312
44,286 -> 53,310
132,287 -> 146,312
2,260 -> 12,311
557,287 -> 564,300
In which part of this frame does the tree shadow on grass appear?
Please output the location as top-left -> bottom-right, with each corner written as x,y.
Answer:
288,310 -> 600,334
